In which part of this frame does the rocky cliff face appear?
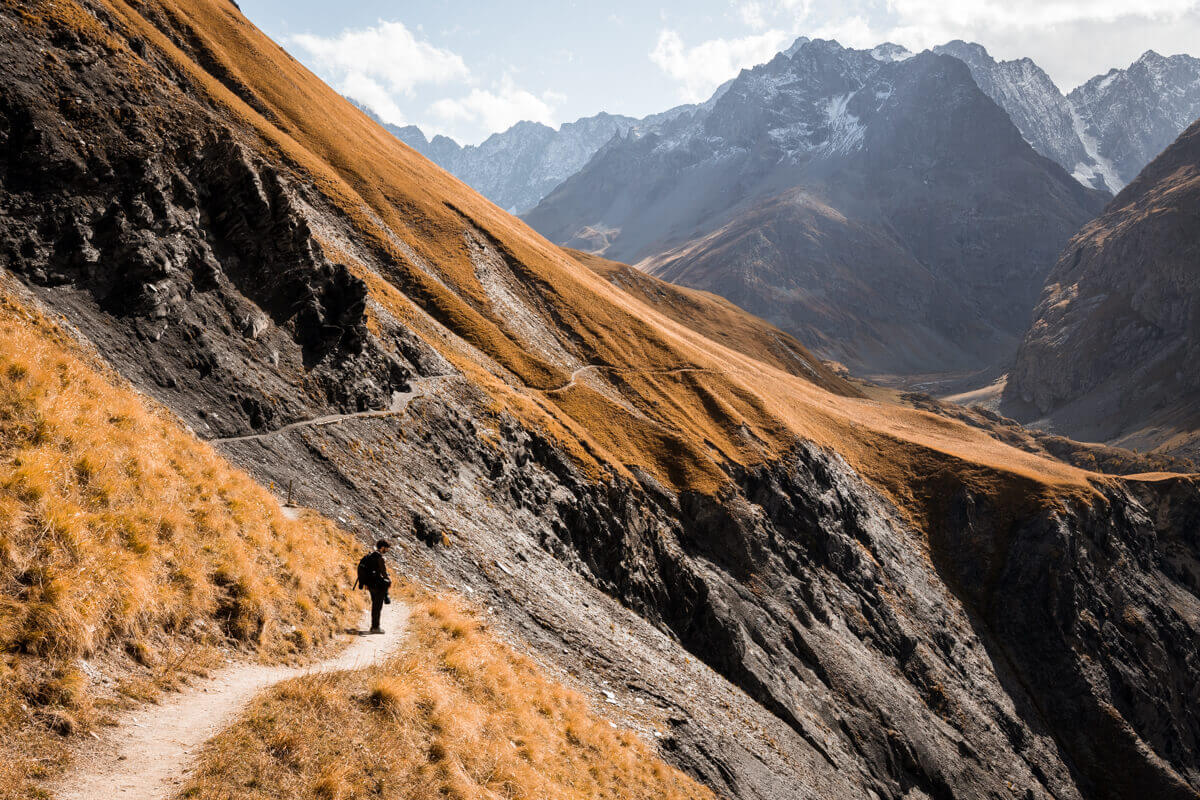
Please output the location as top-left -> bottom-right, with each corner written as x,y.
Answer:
525,39 -> 1107,377
2,3 -> 1198,800
905,44 -> 1200,194
0,65 -> 411,436
1004,117 -> 1200,459
929,41 -> 1115,191
1069,51 -> 1200,191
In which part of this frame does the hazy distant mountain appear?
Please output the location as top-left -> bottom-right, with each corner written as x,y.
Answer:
360,111 -> 638,213
1005,116 -> 1200,458
929,43 -> 1200,192
524,38 -> 1107,377
930,41 -> 1113,190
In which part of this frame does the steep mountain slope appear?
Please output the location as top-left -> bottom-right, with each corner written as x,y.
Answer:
942,44 -> 1200,193
564,247 -> 860,395
0,278 -> 362,800
0,286 -> 712,800
1005,117 -> 1200,459
2,4 -> 1199,800
526,39 -> 1107,377
930,40 -> 1116,190
1070,51 -> 1200,190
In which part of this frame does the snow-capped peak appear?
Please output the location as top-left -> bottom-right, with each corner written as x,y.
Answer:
870,43 -> 913,63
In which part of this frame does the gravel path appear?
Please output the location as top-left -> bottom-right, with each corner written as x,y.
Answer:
47,605 -> 409,800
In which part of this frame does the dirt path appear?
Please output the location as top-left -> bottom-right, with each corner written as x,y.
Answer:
48,605 -> 409,800
207,375 -> 453,446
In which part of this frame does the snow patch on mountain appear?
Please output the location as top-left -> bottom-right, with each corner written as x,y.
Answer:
870,43 -> 914,63
1068,105 -> 1122,193
821,92 -> 866,154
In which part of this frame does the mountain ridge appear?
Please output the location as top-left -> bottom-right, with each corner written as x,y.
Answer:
1005,115 -> 1200,459
524,38 -> 1108,377
372,38 -> 1200,214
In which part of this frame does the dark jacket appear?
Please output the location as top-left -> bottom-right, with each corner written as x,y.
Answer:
360,550 -> 391,592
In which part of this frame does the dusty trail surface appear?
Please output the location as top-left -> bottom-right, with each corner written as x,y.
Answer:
207,375 -> 454,445
48,605 -> 409,800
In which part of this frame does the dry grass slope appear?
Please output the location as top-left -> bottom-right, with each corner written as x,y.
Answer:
564,247 -> 861,397
78,0 -> 1115,515
0,286 -> 362,800
180,591 -> 714,800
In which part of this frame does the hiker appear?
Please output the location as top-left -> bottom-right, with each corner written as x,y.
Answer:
355,539 -> 392,634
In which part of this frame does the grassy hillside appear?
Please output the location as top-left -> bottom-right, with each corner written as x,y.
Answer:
0,284 -> 362,799
68,0 -> 1101,510
0,282 -> 713,800
564,247 -> 861,397
181,590 -> 714,800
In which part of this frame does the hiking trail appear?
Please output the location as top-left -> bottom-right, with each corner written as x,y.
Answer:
47,605 -> 409,800
207,374 -> 454,445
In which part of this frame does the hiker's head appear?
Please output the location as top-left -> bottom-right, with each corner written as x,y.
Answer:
376,539 -> 391,552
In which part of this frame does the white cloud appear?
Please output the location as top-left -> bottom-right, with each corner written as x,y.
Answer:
430,76 -> 560,136
289,21 -> 469,101
287,20 -> 564,142
725,0 -> 1200,89
651,29 -> 794,101
734,0 -> 811,30
737,2 -> 769,29
888,0 -> 1198,33
809,15 -> 880,49
340,73 -> 407,124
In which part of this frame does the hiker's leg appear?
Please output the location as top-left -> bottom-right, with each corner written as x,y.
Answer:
371,588 -> 384,630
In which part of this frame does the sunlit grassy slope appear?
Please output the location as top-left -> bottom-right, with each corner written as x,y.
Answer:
180,591 -> 714,800
80,0 -> 1113,516
564,247 -> 861,396
0,284 -> 362,799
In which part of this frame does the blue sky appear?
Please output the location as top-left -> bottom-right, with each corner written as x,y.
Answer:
238,0 -> 1200,145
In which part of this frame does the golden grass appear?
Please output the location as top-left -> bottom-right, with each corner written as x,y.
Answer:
179,590 -> 714,800
564,247 -> 861,397
76,0 -> 1121,514
0,288 -> 363,799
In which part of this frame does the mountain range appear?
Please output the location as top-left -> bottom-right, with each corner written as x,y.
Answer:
932,41 -> 1200,193
386,37 -> 1200,381
383,113 -> 638,213
524,38 -> 1108,377
384,39 -> 1200,210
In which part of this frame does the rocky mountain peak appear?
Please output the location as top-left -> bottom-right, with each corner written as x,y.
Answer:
782,35 -> 810,57
935,39 -> 990,63
1067,49 -> 1200,189
869,41 -> 914,62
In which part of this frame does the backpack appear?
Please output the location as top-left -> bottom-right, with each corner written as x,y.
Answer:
354,553 -> 373,591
